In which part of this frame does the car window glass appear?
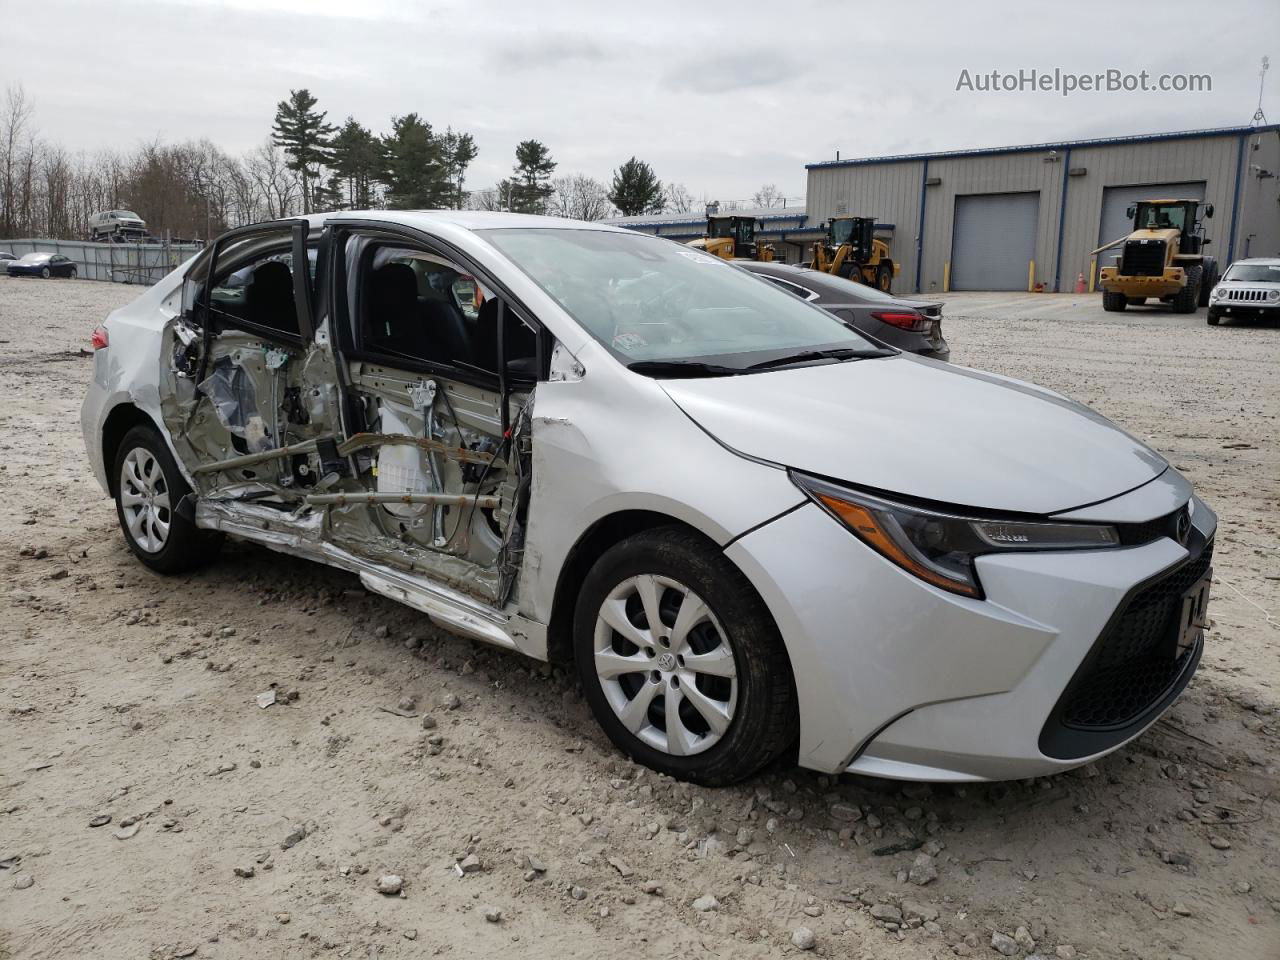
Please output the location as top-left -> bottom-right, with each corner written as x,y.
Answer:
483,228 -> 877,365
207,237 -> 301,338
359,244 -> 526,375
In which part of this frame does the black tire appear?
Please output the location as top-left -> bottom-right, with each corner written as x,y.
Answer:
1102,289 -> 1127,312
836,260 -> 858,281
113,424 -> 222,574
1207,312 -> 1221,326
1172,265 -> 1202,314
876,262 -> 893,293
573,526 -> 798,786
40,266 -> 50,279
1198,264 -> 1217,307
68,267 -> 77,280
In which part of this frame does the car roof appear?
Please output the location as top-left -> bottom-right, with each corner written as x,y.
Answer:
314,209 -> 634,234
1231,257 -> 1280,265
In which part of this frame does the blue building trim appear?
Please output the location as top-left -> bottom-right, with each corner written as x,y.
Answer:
1052,146 -> 1072,292
1226,133 -> 1248,265
806,124 -> 1280,171
913,159 -> 929,294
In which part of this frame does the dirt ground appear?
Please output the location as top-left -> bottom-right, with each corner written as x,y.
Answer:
1,276 -> 1277,960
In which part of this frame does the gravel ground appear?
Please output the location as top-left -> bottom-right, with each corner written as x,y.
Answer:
1,276 -> 1277,960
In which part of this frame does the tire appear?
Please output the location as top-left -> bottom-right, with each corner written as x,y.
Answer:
68,267 -> 77,280
876,262 -> 893,293
113,424 -> 222,574
1206,312 -> 1221,326
1198,259 -> 1218,307
1172,265 -> 1202,314
573,526 -> 798,786
836,261 -> 857,281
40,267 -> 50,279
1102,289 -> 1127,312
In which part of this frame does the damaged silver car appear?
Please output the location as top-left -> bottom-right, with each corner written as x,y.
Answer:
84,212 -> 1215,786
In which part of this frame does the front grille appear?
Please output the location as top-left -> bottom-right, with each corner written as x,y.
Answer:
1117,507 -> 1183,546
1060,540 -> 1211,730
1120,239 -> 1167,277
1221,287 -> 1271,303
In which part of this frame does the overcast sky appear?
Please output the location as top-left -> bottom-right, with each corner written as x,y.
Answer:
2,0 -> 1276,203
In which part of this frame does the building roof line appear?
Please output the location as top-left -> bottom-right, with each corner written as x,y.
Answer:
806,123 -> 1280,170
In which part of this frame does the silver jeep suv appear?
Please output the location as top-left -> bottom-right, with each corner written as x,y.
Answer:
1206,258 -> 1280,325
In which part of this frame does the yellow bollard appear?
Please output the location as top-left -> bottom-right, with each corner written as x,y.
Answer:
1088,258 -> 1097,293
943,261 -> 951,293
1027,260 -> 1036,293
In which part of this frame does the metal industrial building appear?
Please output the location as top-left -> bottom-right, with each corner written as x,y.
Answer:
613,124 -> 1280,294
809,123 -> 1280,294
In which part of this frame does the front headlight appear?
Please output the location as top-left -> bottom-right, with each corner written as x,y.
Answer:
791,473 -> 1119,599
1209,285 -> 1225,301
1268,289 -> 1280,302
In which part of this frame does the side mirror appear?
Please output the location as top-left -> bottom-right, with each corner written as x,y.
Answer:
1203,203 -> 1214,218
1125,204 -> 1136,219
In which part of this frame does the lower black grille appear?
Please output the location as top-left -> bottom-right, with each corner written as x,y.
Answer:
1039,539 -> 1211,759
1120,239 -> 1167,277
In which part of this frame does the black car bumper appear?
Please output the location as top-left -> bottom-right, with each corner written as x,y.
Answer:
1208,303 -> 1279,321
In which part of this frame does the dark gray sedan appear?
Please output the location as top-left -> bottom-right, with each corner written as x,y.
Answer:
739,261 -> 949,361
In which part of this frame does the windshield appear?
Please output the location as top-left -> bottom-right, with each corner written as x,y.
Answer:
19,253 -> 50,263
830,220 -> 854,245
119,210 -> 141,219
1135,203 -> 1188,231
1223,262 -> 1280,282
482,228 -> 879,367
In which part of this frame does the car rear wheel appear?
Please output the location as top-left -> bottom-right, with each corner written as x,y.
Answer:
1102,290 -> 1127,312
573,527 -> 797,785
114,425 -> 221,574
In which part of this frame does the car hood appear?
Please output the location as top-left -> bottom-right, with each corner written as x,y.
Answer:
659,355 -> 1167,515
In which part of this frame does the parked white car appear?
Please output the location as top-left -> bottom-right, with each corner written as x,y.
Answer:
89,209 -> 148,242
1207,257 -> 1280,325
81,212 -> 1216,785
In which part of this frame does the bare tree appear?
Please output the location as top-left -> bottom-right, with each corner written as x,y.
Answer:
752,183 -> 783,208
663,182 -> 694,214
1,84 -> 35,236
465,187 -> 505,212
550,174 -> 614,221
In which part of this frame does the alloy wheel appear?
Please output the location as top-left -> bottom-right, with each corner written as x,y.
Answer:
119,447 -> 171,553
592,574 -> 738,757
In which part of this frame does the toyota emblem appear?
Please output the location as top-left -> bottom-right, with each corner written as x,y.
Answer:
1176,508 -> 1192,545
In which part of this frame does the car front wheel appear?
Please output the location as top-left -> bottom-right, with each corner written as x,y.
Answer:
113,424 -> 221,573
40,267 -> 50,278
574,527 -> 797,785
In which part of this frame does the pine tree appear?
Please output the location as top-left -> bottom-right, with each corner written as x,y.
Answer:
330,117 -> 382,209
609,157 -> 664,216
510,140 -> 556,214
270,89 -> 335,214
381,113 -> 450,209
440,128 -> 478,210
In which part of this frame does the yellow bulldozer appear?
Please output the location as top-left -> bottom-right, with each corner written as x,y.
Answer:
687,214 -> 775,262
810,216 -> 898,292
1095,199 -> 1219,313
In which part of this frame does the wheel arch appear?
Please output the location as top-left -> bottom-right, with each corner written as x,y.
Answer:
101,402 -> 164,496
543,509 -> 787,672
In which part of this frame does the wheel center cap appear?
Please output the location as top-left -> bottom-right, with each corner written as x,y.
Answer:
656,653 -> 676,671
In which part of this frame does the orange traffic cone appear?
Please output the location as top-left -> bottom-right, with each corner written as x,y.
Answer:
1075,272 -> 1086,293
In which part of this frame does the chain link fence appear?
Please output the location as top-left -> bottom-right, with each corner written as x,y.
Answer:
0,238 -> 203,285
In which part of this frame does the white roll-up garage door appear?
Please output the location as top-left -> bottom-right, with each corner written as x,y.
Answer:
950,192 -> 1040,291
1097,182 -> 1205,249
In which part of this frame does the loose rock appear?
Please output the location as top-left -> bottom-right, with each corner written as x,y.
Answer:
691,894 -> 719,912
377,874 -> 404,895
991,932 -> 1019,956
791,926 -> 816,950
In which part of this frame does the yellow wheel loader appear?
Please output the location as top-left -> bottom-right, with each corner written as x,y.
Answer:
810,216 -> 898,292
687,214 -> 775,262
1095,199 -> 1219,313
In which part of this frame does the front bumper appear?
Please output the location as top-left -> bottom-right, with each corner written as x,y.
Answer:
726,488 -> 1215,781
1208,302 -> 1279,320
1099,265 -> 1184,298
